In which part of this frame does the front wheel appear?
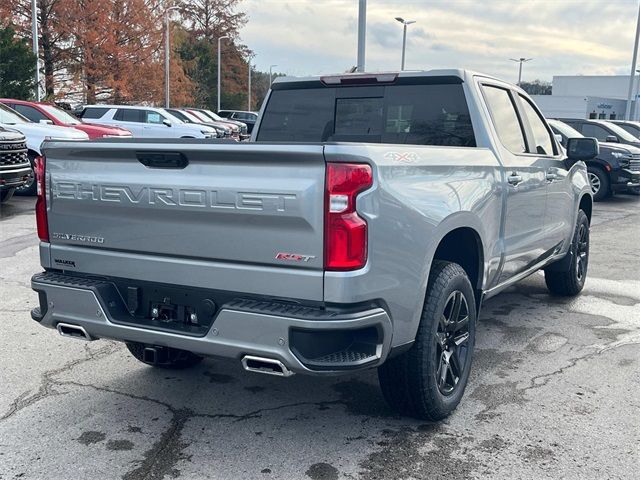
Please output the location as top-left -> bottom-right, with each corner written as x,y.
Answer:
544,209 -> 590,296
587,167 -> 610,202
378,261 -> 476,420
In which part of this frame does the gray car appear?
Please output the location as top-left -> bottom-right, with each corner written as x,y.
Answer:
30,69 -> 596,420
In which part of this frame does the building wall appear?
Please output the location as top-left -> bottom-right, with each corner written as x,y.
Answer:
552,75 -> 640,100
532,95 -> 587,118
531,95 -> 628,120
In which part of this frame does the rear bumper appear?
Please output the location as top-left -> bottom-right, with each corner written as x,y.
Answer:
31,271 -> 393,376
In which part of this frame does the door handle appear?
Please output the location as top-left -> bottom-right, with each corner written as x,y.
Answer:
546,170 -> 558,182
507,173 -> 523,186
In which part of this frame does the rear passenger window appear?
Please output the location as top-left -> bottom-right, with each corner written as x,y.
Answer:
482,85 -> 526,154
82,107 -> 110,119
518,95 -> 555,155
115,109 -> 141,122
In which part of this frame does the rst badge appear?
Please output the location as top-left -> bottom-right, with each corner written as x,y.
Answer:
275,252 -> 316,262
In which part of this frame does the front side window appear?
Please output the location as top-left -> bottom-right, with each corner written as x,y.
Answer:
518,95 -> 555,155
14,104 -> 49,122
581,124 -> 610,141
144,111 -> 165,124
481,85 -> 526,153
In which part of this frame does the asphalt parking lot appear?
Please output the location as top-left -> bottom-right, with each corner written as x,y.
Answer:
1,194 -> 638,480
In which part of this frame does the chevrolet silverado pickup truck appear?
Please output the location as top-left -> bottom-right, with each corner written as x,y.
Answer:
0,126 -> 31,203
30,70 -> 597,420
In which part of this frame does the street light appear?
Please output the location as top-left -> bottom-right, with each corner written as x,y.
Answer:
217,35 -> 230,112
247,54 -> 255,111
269,64 -> 278,86
395,17 -> 416,71
164,6 -> 180,108
510,57 -> 532,86
633,69 -> 640,120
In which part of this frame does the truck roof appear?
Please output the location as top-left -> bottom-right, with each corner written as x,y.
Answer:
272,69 -> 504,86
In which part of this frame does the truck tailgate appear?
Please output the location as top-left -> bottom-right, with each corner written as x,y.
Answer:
42,140 -> 325,300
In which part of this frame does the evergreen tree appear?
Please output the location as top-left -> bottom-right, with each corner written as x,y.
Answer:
0,26 -> 36,99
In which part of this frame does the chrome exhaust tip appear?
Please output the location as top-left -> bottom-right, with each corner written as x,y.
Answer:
56,322 -> 94,341
241,355 -> 294,377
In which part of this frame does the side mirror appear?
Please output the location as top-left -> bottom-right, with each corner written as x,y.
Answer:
605,135 -> 618,143
39,119 -> 53,125
566,137 -> 599,162
554,133 -> 564,146
162,119 -> 172,127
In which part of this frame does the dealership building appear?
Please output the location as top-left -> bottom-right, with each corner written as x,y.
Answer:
531,75 -> 640,120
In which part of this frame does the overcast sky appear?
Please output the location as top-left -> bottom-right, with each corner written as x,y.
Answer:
239,0 -> 640,83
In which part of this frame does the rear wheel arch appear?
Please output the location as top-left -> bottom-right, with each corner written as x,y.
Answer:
431,227 -> 485,307
579,193 -> 592,223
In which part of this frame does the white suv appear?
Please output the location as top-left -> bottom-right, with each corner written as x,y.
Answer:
80,105 -> 218,138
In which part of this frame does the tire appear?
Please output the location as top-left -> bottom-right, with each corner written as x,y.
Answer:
628,186 -> 640,196
544,209 -> 589,296
15,153 -> 37,196
0,188 -> 15,203
126,342 -> 203,369
378,261 -> 476,420
587,167 -> 610,202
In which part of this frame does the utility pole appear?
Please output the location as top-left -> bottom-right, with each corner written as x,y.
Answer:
248,60 -> 252,111
357,0 -> 366,72
164,6 -> 179,108
510,57 -> 532,86
625,3 -> 640,120
269,64 -> 278,86
217,35 -> 229,112
31,0 -> 40,100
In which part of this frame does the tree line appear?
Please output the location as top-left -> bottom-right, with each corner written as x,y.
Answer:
0,0 -> 274,110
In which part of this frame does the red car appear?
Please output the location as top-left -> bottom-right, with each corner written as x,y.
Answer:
0,99 -> 132,139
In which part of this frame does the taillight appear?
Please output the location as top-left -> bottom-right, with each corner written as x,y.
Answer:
325,163 -> 373,270
34,155 -> 49,242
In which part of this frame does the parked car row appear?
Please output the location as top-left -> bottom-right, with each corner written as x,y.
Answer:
548,118 -> 640,200
0,99 -> 259,200
76,105 -> 254,140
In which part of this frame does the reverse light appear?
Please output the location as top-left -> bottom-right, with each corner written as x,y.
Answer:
324,163 -> 373,270
34,155 -> 49,242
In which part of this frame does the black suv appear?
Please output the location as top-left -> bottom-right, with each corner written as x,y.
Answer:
0,126 -> 31,203
611,120 -> 640,139
549,119 -> 640,200
217,110 -> 258,134
559,118 -> 640,148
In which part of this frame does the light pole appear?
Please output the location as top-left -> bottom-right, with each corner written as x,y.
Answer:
395,17 -> 415,71
510,57 -> 532,86
31,0 -> 40,100
217,35 -> 229,112
357,0 -> 366,72
164,6 -> 180,108
626,2 -> 640,120
269,64 -> 278,86
248,60 -> 252,111
634,69 -> 640,120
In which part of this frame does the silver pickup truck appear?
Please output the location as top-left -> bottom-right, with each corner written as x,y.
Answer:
30,70 -> 598,420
